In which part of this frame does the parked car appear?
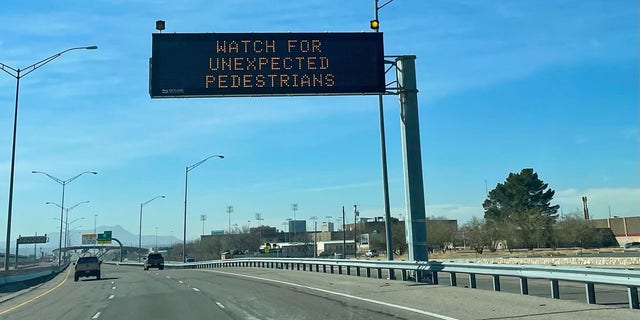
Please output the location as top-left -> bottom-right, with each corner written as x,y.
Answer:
365,250 -> 379,257
621,242 -> 640,249
74,256 -> 101,281
144,253 -> 164,270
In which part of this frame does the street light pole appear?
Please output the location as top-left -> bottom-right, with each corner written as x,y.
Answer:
47,200 -> 89,249
1,45 -> 97,271
227,205 -> 233,234
373,0 -> 396,263
183,155 -> 224,262
139,195 -> 165,250
33,171 -> 97,267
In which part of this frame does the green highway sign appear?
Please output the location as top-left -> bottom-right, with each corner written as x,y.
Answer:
97,231 -> 112,244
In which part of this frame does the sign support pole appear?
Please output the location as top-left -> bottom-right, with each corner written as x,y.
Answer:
396,55 -> 428,264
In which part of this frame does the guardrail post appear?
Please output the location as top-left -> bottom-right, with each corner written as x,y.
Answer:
628,287 -> 639,309
401,270 -> 407,281
303,264 -> 306,271
520,277 -> 529,295
492,275 -> 501,291
377,268 -> 382,279
585,283 -> 596,304
550,280 -> 560,299
468,274 -> 476,289
330,265 -> 334,274
323,265 -> 327,273
432,272 -> 439,285
346,266 -> 351,275
449,272 -> 457,287
356,267 -> 361,277
297,263 -> 301,271
338,266 -> 343,275
366,268 -> 371,278
388,269 -> 395,280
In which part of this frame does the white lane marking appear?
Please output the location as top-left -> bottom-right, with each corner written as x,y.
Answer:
108,294 -> 115,300
110,281 -> 114,284
166,276 -> 171,279
192,287 -> 200,292
204,270 -> 459,320
111,286 -> 116,290
178,280 -> 184,284
215,301 -> 226,309
92,311 -> 101,319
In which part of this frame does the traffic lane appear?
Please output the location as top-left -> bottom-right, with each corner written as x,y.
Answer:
0,264 -> 232,320
0,265 -> 115,320
437,273 -> 630,306
162,267 -> 444,320
97,267 -> 232,320
194,267 -> 640,320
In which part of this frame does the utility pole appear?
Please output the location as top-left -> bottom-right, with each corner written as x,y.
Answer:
353,205 -> 359,257
227,205 -> 233,234
200,214 -> 207,235
291,203 -> 298,238
342,206 -> 346,259
309,216 -> 318,258
255,213 -> 264,244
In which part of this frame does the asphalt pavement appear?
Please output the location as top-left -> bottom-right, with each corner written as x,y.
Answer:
0,264 -> 638,320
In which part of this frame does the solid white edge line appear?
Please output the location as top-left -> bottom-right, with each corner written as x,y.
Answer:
92,311 -> 101,319
215,301 -> 226,309
203,270 -> 459,320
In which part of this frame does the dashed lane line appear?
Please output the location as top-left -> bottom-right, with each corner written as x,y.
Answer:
92,311 -> 101,319
215,302 -> 226,309
108,294 -> 115,300
192,288 -> 200,292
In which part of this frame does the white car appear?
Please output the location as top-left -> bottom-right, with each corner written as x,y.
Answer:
365,250 -> 379,257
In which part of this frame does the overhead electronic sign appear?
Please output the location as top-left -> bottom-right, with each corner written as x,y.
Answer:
150,32 -> 385,98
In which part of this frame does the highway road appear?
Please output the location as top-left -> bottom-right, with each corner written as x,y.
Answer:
0,264 -> 638,320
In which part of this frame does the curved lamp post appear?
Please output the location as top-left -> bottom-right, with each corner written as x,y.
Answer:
183,155 -> 224,262
1,45 -> 97,271
33,171 -> 97,266
139,195 -> 165,250
47,200 -> 89,249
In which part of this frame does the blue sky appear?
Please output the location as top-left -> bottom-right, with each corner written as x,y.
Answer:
0,0 -> 637,247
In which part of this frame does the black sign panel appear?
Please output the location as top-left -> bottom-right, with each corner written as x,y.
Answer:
150,32 -> 385,98
17,236 -> 48,244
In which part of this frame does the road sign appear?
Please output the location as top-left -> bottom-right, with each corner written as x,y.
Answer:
97,231 -> 112,244
150,32 -> 385,98
17,235 -> 48,244
82,234 -> 97,245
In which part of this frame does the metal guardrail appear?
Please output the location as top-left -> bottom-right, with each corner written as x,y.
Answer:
112,258 -> 640,309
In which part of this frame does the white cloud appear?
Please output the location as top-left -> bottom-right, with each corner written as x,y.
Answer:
554,187 -> 640,218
